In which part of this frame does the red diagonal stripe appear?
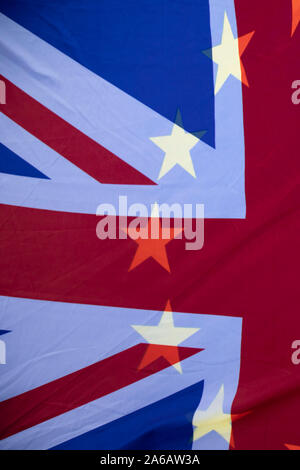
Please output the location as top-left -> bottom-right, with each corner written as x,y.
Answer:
0,75 -> 156,185
0,343 -> 201,440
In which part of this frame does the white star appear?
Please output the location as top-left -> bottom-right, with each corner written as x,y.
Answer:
150,121 -> 200,179
203,12 -> 254,94
193,385 -> 232,443
131,301 -> 200,373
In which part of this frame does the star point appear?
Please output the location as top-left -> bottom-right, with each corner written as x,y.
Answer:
292,0 -> 300,36
285,443 -> 300,450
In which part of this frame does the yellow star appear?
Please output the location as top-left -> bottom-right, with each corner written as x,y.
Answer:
150,121 -> 200,179
203,12 -> 254,94
193,385 -> 232,443
131,300 -> 200,373
292,0 -> 300,36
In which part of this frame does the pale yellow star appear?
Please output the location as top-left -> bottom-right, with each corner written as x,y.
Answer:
131,300 -> 200,373
203,12 -> 254,94
193,385 -> 232,443
150,122 -> 200,179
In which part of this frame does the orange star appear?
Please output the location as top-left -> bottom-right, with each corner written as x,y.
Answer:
292,0 -> 300,36
127,209 -> 182,272
238,31 -> 255,87
285,443 -> 300,450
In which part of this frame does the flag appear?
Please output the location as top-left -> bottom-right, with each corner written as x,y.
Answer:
0,0 -> 300,450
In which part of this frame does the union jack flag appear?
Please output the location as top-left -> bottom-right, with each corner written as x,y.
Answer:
0,0 -> 300,450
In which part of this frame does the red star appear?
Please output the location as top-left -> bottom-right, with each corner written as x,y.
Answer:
127,214 -> 182,272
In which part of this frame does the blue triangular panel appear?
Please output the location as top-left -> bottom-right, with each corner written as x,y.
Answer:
52,380 -> 204,450
0,1 -> 215,147
0,142 -> 49,179
0,330 -> 11,336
